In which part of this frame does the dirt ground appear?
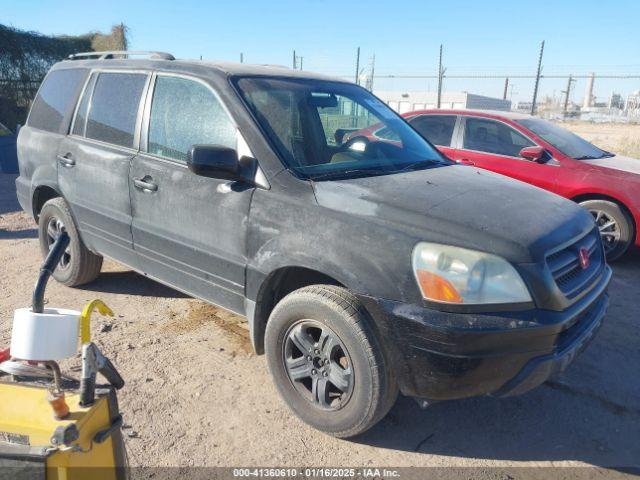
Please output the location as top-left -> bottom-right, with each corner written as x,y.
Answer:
1,173 -> 639,475
560,122 -> 640,158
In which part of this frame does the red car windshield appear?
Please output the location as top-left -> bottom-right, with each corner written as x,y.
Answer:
517,118 -> 612,160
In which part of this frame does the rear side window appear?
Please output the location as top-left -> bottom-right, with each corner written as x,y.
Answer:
147,76 -> 236,162
463,117 -> 533,157
85,72 -> 147,148
409,115 -> 457,146
28,69 -> 87,133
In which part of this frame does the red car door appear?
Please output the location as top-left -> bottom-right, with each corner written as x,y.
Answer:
454,116 -> 561,194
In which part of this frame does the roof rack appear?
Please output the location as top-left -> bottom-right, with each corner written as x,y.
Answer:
68,51 -> 175,61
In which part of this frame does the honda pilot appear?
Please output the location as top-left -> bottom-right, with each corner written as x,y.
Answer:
16,51 -> 611,437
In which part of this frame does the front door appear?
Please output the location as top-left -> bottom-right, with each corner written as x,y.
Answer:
130,74 -> 254,314
453,116 -> 560,193
58,71 -> 150,266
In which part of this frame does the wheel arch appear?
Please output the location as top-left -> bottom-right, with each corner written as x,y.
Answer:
571,192 -> 637,241
247,266 -> 346,355
32,184 -> 62,220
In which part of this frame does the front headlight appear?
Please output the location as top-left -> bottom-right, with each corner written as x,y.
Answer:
412,242 -> 532,305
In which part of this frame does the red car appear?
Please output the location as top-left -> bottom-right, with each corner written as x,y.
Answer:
348,110 -> 640,260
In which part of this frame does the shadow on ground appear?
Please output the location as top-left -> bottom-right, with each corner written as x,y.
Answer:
0,174 -> 20,215
79,271 -> 188,299
0,228 -> 37,239
353,251 -> 640,468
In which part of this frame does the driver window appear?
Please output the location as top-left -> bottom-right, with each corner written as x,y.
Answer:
463,117 -> 533,157
148,76 -> 236,162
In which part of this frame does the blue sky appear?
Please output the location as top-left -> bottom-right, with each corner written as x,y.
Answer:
3,0 -> 640,102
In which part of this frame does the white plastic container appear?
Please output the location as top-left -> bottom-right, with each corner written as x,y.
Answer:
10,308 -> 80,361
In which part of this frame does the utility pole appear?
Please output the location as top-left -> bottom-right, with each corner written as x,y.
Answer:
355,47 -> 361,85
369,54 -> 376,91
240,52 -> 244,64
562,74 -> 576,114
503,77 -> 509,100
437,44 -> 445,109
531,40 -> 545,116
293,50 -> 297,70
299,57 -> 303,70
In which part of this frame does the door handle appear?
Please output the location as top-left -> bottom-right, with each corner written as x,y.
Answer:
458,158 -> 475,166
57,154 -> 76,167
133,177 -> 158,193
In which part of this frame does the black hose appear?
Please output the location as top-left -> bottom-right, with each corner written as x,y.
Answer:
32,232 -> 70,313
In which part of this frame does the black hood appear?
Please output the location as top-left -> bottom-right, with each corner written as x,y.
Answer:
312,165 -> 595,263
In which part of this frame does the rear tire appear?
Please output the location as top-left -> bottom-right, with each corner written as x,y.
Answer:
579,199 -> 634,262
38,197 -> 103,286
265,285 -> 397,438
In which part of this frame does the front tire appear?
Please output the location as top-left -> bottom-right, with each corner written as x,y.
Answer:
38,197 -> 103,286
265,285 -> 397,438
579,199 -> 634,262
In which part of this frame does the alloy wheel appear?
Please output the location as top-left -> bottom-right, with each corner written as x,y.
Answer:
283,320 -> 354,411
589,209 -> 620,255
45,217 -> 71,270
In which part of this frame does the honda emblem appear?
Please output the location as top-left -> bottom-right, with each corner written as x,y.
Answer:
578,248 -> 590,270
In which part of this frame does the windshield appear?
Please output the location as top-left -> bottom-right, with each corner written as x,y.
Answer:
235,77 -> 450,180
517,118 -> 611,160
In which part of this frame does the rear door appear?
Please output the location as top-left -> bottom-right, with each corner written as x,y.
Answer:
453,116 -> 560,193
130,73 -> 254,314
407,114 -> 458,158
58,70 -> 150,266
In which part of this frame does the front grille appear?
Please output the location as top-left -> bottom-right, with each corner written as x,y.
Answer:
546,229 -> 604,299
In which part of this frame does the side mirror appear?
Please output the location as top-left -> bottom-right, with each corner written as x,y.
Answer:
520,146 -> 546,163
187,145 -> 242,180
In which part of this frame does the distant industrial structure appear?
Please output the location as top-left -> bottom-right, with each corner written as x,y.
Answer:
374,91 -> 511,113
510,72 -> 639,122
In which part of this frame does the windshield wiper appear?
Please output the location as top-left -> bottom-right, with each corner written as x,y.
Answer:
309,168 -> 386,181
575,150 -> 615,160
394,159 -> 445,173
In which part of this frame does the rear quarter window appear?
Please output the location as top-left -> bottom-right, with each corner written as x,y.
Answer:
28,69 -> 88,133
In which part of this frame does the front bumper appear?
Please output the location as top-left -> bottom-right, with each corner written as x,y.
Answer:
358,265 -> 611,401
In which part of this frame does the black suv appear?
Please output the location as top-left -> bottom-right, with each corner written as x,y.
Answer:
16,51 -> 611,437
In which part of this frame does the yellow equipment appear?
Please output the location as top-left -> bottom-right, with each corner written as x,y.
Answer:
0,382 -> 125,479
0,233 -> 126,478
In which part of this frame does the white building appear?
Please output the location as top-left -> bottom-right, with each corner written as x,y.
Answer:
374,91 -> 512,113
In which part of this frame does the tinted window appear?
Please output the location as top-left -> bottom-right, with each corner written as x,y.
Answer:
86,73 -> 147,148
463,117 -> 533,157
28,69 -> 87,133
72,73 -> 97,136
148,76 -> 236,162
0,122 -> 11,136
410,115 -> 456,146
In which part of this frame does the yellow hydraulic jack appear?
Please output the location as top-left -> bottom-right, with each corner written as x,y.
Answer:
0,233 -> 127,479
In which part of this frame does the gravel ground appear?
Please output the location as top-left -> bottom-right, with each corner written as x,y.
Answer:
1,173 -> 638,475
